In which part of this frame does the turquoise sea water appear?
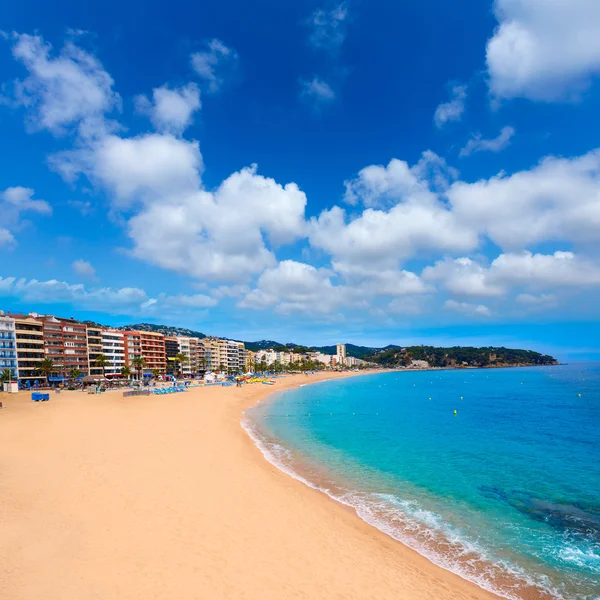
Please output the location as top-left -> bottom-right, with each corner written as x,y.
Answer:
244,365 -> 600,599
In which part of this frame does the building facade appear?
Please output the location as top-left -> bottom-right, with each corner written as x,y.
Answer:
87,326 -> 104,376
42,316 -> 89,378
101,330 -> 125,377
140,331 -> 166,374
164,336 -> 179,375
336,343 -> 347,367
123,331 -> 142,371
0,314 -> 18,380
14,315 -> 45,383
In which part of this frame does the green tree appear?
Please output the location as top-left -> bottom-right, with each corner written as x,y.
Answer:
121,366 -> 131,379
174,353 -> 188,376
219,363 -> 226,373
152,368 -> 160,379
39,358 -> 55,385
1,369 -> 13,383
131,356 -> 146,381
94,354 -> 110,377
69,368 -> 81,383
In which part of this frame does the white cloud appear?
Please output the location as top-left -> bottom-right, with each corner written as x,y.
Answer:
0,229 -> 16,248
135,83 -> 201,135
311,153 -> 477,270
0,275 -> 217,316
460,126 -> 515,157
0,186 -> 52,246
434,84 -> 467,128
190,39 -> 238,93
486,0 -> 600,101
344,151 -> 457,208
423,257 -> 506,297
300,77 -> 335,108
448,150 -> 600,249
307,3 -> 348,54
1,186 -> 51,214
72,259 -> 96,278
9,32 -> 120,138
490,251 -> 600,287
332,262 -> 430,297
516,293 -> 556,305
425,252 -> 600,299
444,299 -> 491,317
240,260 -> 343,315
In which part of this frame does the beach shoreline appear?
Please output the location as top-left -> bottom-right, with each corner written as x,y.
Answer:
0,371 -> 498,600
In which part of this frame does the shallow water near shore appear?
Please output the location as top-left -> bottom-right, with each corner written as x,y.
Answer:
244,366 -> 600,600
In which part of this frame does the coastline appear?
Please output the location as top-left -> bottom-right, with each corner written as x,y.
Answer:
0,372 -> 498,600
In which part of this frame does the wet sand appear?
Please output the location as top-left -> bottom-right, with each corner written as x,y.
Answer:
0,373 -> 498,600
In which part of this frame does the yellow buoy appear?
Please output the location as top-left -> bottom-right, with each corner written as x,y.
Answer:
578,393 -> 582,397
453,409 -> 457,415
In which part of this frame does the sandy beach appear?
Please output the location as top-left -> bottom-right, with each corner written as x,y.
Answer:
0,372 -> 498,600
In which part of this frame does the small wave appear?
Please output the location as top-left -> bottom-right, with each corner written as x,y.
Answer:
241,412 -> 571,600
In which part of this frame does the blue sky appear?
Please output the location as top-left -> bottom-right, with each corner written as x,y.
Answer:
1,0 -> 600,360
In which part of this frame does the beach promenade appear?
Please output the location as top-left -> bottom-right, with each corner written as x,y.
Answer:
0,373 -> 497,600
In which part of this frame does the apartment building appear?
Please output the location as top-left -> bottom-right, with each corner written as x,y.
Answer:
42,316 -> 89,377
245,350 -> 256,372
0,314 -> 18,379
336,343 -> 347,366
87,326 -> 104,376
13,315 -> 45,383
165,336 -> 179,375
140,331 -> 166,374
101,330 -> 125,377
123,331 -> 142,370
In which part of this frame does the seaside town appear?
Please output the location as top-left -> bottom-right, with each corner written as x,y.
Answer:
0,310 -> 372,390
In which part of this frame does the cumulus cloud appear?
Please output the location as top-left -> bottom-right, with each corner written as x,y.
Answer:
135,83 -> 201,135
311,152 -> 477,270
190,39 -> 238,93
300,77 -> 335,108
423,257 -> 506,297
1,186 -> 51,214
0,275 -> 217,316
460,126 -> 515,157
0,186 -> 52,246
307,3 -> 349,54
448,150 -> 600,249
444,299 -> 491,317
240,260 -> 344,315
425,252 -> 600,300
486,0 -> 600,101
72,259 -> 96,278
0,229 -> 16,248
434,84 -> 467,128
9,32 -> 120,138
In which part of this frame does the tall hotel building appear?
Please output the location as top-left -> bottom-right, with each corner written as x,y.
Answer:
0,314 -> 18,379
13,315 -> 45,383
101,329 -> 126,377
140,331 -> 166,374
41,316 -> 89,377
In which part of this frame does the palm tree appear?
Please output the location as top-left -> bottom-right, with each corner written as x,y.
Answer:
174,353 -> 188,377
1,368 -> 13,383
39,358 -> 55,386
94,354 -> 110,378
121,366 -> 131,379
152,368 -> 160,379
131,356 -> 146,382
219,363 -> 226,373
69,368 -> 81,384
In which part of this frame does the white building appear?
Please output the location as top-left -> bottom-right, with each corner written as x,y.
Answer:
336,343 -> 347,367
101,330 -> 125,377
0,314 -> 18,380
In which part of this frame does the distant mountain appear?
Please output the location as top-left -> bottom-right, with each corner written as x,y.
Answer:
118,323 -> 207,339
